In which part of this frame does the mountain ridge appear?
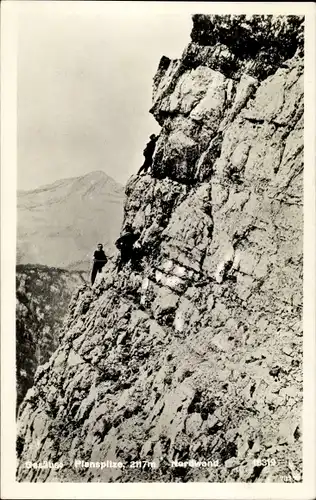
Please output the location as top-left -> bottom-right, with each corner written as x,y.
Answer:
18,170 -> 121,192
17,170 -> 124,270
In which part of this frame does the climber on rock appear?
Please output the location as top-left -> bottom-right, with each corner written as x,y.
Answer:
91,243 -> 108,285
115,224 -> 141,272
137,134 -> 158,175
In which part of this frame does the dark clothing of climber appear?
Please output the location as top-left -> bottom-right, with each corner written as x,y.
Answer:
91,245 -> 108,285
115,226 -> 140,272
138,134 -> 158,175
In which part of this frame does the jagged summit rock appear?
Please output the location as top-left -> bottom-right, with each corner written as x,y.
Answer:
17,15 -> 303,483
17,171 -> 124,270
150,14 -> 303,184
190,14 -> 304,55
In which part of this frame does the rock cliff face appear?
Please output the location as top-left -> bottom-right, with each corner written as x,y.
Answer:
16,265 -> 85,411
17,15 -> 303,483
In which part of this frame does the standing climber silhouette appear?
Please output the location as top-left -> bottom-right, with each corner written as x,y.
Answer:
138,134 -> 158,175
115,224 -> 140,272
91,244 -> 108,285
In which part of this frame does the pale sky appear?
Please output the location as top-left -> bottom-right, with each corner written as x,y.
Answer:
17,1 -> 201,190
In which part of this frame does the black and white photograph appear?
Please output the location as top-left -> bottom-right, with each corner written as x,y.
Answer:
1,1 -> 315,498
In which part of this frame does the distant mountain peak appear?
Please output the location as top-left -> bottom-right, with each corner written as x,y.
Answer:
18,170 -> 123,195
82,170 -> 121,185
17,170 -> 125,270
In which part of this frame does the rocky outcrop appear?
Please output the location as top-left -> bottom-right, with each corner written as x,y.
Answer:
16,265 -> 85,410
17,15 -> 303,483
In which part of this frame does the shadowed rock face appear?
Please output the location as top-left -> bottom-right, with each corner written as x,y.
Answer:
190,14 -> 303,61
16,265 -> 86,411
17,15 -> 303,483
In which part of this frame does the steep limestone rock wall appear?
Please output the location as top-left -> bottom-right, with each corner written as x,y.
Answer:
17,15 -> 303,483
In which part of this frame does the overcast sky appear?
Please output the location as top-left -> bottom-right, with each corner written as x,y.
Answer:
17,1 -> 201,190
